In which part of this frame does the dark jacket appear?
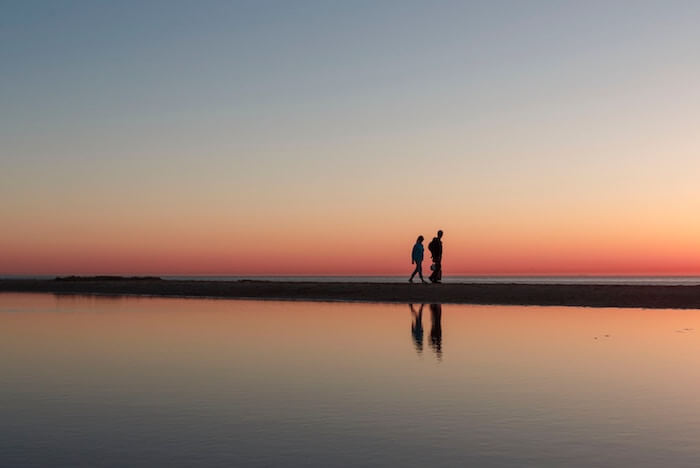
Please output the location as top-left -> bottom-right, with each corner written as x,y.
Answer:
428,237 -> 442,261
411,243 -> 424,263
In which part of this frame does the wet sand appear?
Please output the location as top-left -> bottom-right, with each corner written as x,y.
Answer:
2,278 -> 700,309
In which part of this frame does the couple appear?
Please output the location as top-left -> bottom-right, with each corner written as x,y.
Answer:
409,230 -> 443,284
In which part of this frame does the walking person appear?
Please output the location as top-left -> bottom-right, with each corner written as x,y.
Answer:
428,230 -> 443,283
409,235 -> 427,283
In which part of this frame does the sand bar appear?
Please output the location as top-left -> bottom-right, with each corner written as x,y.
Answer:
2,278 -> 700,309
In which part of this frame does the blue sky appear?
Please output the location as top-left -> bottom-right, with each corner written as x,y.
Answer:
3,1 -> 700,274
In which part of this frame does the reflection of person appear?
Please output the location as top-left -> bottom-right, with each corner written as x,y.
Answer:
429,303 -> 442,360
409,236 -> 427,283
428,230 -> 443,283
410,303 -> 424,353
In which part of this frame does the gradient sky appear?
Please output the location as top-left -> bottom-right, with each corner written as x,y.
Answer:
2,1 -> 700,275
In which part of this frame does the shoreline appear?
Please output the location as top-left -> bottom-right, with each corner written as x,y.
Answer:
2,278 -> 700,309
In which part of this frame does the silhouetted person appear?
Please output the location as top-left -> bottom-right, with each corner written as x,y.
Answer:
409,235 -> 427,283
430,303 -> 442,360
410,303 -> 424,353
428,230 -> 443,283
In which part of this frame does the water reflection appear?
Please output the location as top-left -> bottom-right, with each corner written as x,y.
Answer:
409,304 -> 424,353
410,303 -> 442,359
429,303 -> 442,360
7,294 -> 700,467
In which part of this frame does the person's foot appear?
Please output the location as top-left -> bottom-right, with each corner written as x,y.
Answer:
421,280 -> 428,284
408,278 -> 413,283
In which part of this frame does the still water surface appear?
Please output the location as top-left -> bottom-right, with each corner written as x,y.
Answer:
2,293 -> 700,467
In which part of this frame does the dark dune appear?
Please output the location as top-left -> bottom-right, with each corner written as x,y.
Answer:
54,275 -> 162,281
2,278 -> 700,309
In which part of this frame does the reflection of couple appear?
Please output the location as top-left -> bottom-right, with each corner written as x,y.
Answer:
409,303 -> 442,359
409,230 -> 443,284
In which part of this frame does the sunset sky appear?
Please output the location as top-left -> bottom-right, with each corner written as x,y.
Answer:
3,1 -> 700,275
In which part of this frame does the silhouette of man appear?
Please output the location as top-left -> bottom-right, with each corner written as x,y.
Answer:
428,230 -> 443,283
429,303 -> 442,360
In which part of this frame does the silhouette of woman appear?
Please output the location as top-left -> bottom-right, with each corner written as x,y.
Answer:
410,303 -> 424,353
409,236 -> 427,283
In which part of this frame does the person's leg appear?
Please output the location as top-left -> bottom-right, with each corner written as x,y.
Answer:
430,261 -> 441,283
429,261 -> 439,282
409,263 -> 419,282
417,261 -> 424,282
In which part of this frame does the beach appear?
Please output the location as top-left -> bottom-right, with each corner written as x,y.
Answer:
2,278 -> 700,309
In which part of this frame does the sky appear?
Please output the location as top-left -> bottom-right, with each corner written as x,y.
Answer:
2,0 -> 700,275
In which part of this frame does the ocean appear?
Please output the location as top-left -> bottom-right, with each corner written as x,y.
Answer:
169,275 -> 700,285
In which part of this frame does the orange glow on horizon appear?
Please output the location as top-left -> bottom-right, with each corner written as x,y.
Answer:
4,232 -> 700,276
4,164 -> 700,276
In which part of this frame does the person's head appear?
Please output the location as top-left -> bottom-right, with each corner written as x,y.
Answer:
437,230 -> 443,239
417,235 -> 424,243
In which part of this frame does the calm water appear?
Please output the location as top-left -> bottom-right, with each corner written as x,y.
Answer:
2,293 -> 700,467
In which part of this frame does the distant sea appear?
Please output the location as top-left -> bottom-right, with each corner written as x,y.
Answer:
4,275 -> 700,286
167,276 -> 700,285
